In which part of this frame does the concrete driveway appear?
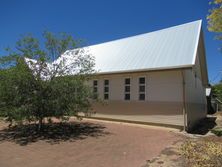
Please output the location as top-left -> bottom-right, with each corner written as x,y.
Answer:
90,113 -> 184,128
0,119 -> 183,167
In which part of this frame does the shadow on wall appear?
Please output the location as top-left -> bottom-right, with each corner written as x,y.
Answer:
0,122 -> 111,146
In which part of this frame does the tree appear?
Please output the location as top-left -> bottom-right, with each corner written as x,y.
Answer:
207,0 -> 222,51
0,32 -> 95,130
212,82 -> 222,101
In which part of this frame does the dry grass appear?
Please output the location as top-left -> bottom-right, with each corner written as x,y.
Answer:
180,137 -> 222,167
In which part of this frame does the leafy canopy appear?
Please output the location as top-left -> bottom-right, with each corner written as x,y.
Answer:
212,83 -> 222,101
207,0 -> 222,51
208,0 -> 222,33
0,32 -> 95,130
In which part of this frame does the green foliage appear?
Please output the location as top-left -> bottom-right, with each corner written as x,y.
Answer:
208,0 -> 222,32
211,127 -> 222,136
212,83 -> 222,101
180,139 -> 222,167
0,32 -> 95,130
0,59 -> 37,123
43,31 -> 80,61
207,0 -> 222,51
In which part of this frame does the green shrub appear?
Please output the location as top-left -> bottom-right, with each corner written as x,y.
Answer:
211,128 -> 222,136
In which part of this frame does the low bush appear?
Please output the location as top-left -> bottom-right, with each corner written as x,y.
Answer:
211,128 -> 222,137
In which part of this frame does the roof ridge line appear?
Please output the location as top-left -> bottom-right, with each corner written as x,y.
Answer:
70,19 -> 202,50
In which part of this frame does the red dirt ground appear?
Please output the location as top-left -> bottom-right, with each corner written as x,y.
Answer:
0,119 -> 183,167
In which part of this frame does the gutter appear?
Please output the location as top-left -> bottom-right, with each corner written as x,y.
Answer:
93,66 -> 193,76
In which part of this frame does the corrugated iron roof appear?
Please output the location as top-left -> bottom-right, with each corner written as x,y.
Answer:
26,20 -> 203,77
66,20 -> 202,74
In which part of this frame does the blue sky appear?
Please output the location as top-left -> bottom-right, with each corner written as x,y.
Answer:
0,0 -> 221,84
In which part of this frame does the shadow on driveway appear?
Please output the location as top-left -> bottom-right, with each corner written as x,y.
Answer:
0,121 -> 110,146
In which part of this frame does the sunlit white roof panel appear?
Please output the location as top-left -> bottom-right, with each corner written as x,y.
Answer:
69,20 -> 202,74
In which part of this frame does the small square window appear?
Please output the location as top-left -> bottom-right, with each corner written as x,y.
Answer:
139,85 -> 145,92
125,94 -> 130,100
139,93 -> 145,100
125,78 -> 130,85
139,77 -> 145,84
104,94 -> 109,100
125,86 -> 130,92
104,86 -> 109,93
104,80 -> 109,85
93,80 -> 98,86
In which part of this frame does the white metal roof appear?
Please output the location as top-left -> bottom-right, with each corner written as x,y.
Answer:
65,20 -> 202,74
26,20 -> 203,77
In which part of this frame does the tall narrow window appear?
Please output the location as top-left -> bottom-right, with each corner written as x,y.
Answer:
124,78 -> 130,100
104,79 -> 109,100
93,80 -> 98,99
139,77 -> 146,100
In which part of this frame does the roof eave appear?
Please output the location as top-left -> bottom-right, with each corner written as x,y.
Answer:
94,64 -> 193,75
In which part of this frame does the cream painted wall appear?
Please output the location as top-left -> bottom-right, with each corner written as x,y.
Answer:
89,54 -> 207,130
184,51 -> 207,130
89,70 -> 184,125
91,70 -> 183,102
148,71 -> 182,102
